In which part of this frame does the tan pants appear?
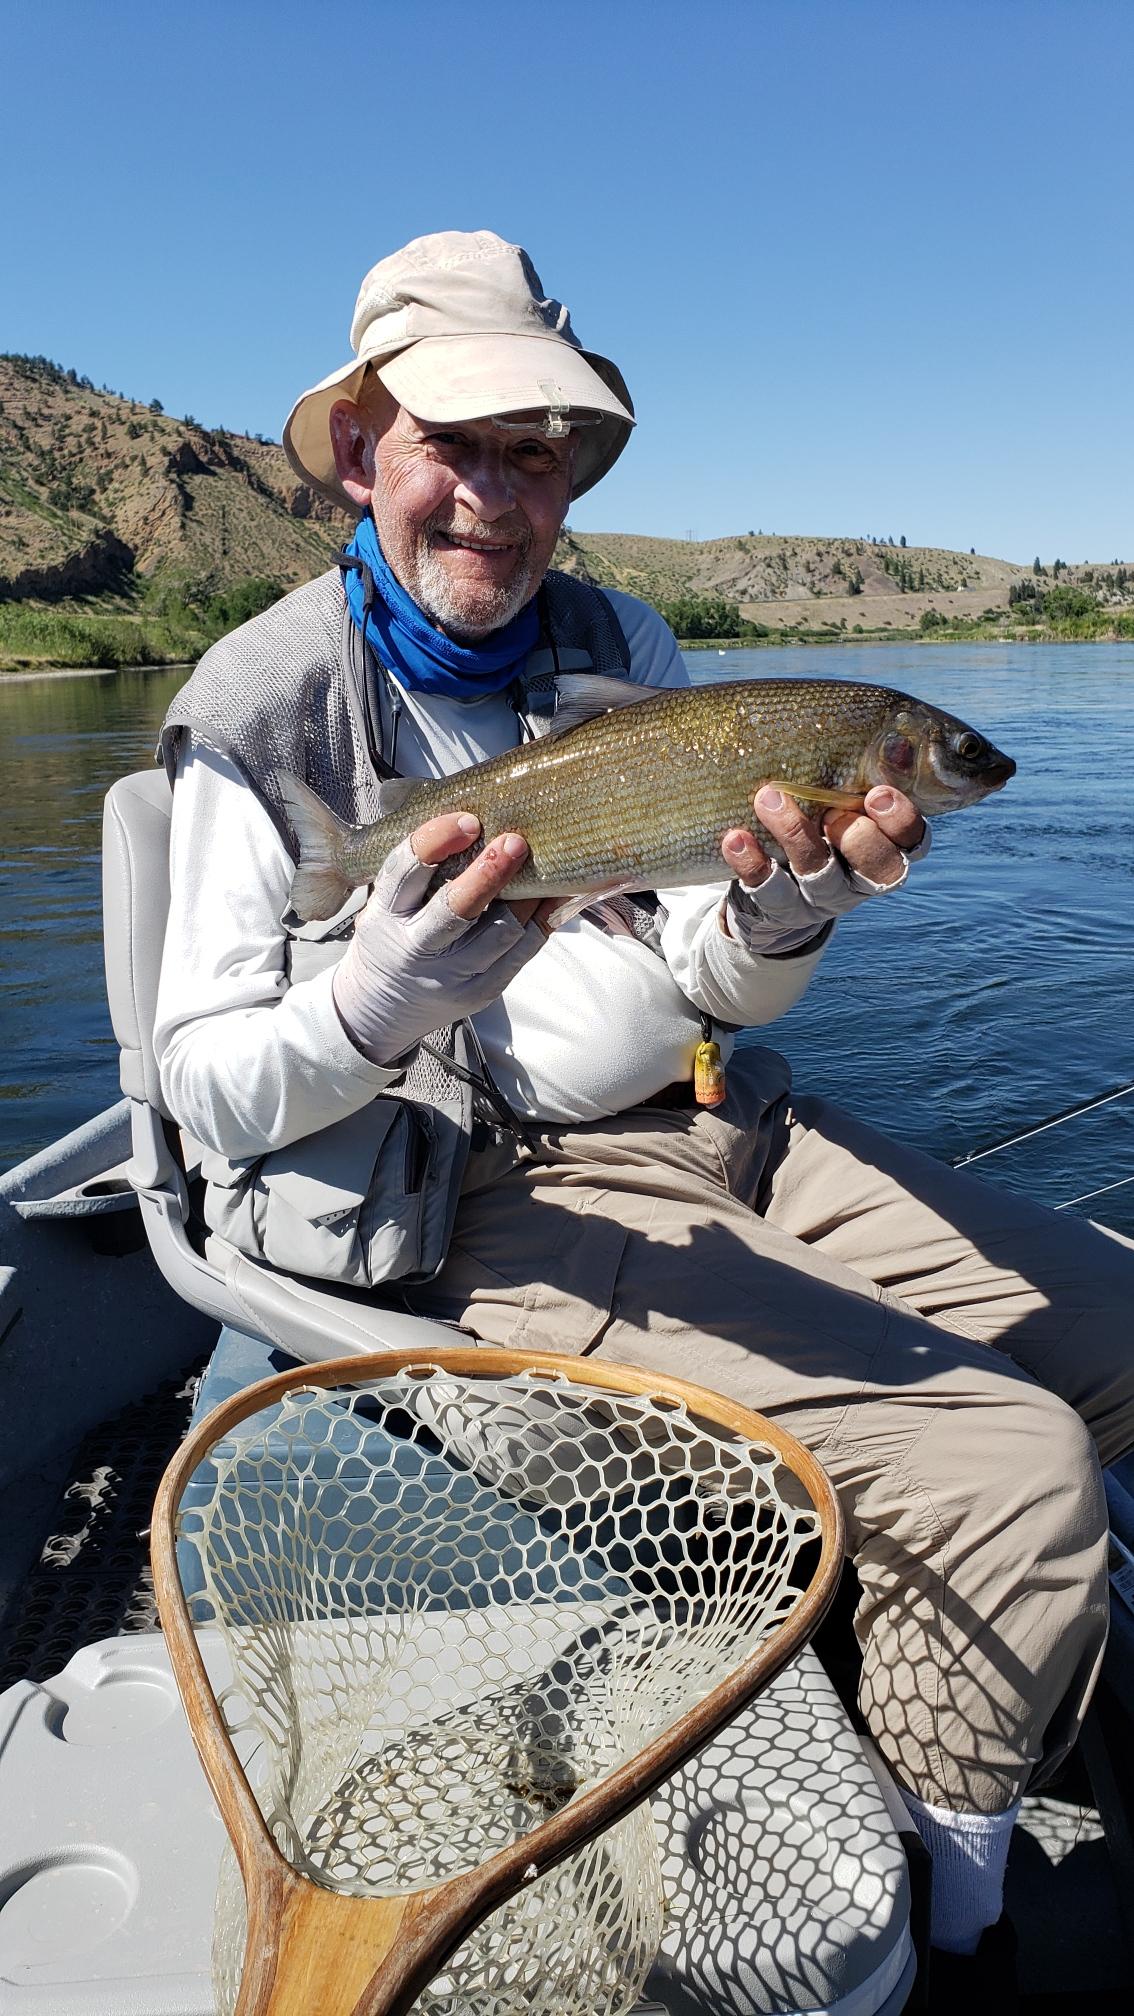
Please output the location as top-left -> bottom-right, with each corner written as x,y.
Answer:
406,1048 -> 1134,1813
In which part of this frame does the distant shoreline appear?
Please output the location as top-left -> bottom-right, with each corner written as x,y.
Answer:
0,661 -> 193,683
3,636 -> 1131,682
682,633 -> 1133,651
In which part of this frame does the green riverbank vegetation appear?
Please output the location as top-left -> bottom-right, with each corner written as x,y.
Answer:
4,578 -> 1132,675
670,592 -> 1134,650
652,595 -> 770,643
0,576 -> 284,673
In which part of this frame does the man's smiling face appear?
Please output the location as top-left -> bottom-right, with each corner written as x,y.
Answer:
332,378 -> 574,640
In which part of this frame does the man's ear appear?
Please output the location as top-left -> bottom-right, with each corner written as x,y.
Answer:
329,400 -> 377,512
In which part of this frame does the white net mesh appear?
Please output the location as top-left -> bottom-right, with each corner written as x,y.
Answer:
175,1363 -> 824,2016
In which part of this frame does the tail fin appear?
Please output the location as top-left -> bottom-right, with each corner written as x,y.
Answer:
277,773 -> 357,922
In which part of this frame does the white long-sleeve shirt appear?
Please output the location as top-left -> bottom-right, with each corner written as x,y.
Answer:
154,590 -> 825,1158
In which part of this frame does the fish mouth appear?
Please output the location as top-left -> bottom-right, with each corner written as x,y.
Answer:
984,755 -> 1017,791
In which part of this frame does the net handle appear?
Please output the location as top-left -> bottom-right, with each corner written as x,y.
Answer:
152,1347 -> 843,2016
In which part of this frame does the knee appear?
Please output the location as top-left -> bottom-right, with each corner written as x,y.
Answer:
969,1387 -> 1107,1571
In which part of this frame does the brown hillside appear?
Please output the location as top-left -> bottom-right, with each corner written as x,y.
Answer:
553,528 -> 1027,605
0,355 -> 351,599
552,530 -> 1133,633
2,357 -> 1126,626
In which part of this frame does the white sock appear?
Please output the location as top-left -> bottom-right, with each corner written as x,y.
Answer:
902,1792 -> 1020,1954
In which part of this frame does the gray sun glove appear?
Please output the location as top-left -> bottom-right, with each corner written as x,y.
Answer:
726,825 -> 933,957
332,836 -> 545,1066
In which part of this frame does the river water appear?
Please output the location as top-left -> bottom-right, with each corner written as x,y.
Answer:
1,645 -> 1131,1231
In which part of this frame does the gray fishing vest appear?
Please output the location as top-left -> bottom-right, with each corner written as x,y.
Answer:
157,566 -> 637,1292
159,567 -> 633,855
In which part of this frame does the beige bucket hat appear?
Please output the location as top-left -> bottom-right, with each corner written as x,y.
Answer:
284,230 -> 635,512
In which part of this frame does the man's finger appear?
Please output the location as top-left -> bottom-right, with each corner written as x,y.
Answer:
862,786 -> 927,850
752,787 -> 831,879
444,833 -> 530,921
823,810 -> 902,886
824,809 -> 906,888
825,788 -> 925,888
721,827 -> 773,887
410,810 -> 483,866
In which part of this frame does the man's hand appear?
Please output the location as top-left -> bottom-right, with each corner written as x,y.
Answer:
332,811 -> 546,1065
718,784 -> 931,956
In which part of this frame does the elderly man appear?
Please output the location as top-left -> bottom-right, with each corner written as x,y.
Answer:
155,230 -> 1132,2001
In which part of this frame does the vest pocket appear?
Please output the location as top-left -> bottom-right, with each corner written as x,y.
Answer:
200,1100 -> 434,1288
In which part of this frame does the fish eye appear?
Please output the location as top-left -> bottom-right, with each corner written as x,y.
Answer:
955,732 -> 986,762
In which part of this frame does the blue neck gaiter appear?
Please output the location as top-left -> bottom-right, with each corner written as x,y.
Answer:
342,515 -> 540,699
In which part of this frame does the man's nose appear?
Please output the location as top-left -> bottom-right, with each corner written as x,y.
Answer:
452,450 -> 516,521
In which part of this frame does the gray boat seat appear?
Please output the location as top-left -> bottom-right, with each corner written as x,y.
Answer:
101,769 -> 458,1365
0,1632 -> 914,2016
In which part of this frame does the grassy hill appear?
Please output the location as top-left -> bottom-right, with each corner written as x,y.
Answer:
553,529 -> 1134,642
1,353 -> 1131,667
554,528 -> 1018,603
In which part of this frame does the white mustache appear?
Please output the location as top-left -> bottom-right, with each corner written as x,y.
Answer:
429,516 -> 532,553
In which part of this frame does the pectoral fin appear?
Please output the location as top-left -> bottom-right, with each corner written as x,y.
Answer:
761,779 -> 867,811
545,875 -> 653,932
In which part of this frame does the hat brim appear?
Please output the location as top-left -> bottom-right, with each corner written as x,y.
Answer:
283,332 -> 634,512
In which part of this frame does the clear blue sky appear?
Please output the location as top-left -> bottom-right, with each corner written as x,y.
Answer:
3,0 -> 1131,563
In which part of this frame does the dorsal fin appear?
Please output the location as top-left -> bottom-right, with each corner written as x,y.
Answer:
544,674 -> 659,738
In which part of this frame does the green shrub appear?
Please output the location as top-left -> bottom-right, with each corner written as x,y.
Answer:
204,576 -> 283,631
653,594 -> 741,639
1042,585 -> 1098,621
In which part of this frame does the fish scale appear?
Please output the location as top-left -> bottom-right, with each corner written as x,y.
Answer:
282,678 -> 1015,922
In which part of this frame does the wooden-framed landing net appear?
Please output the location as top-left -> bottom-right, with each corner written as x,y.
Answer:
152,1349 -> 842,2016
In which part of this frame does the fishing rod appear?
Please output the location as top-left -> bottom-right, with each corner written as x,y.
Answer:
1054,1171 -> 1134,1212
950,1082 -> 1134,1169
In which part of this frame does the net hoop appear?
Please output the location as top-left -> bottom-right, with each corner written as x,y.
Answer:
152,1346 -> 843,2016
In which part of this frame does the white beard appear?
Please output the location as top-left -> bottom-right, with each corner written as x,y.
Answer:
410,534 -> 542,640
